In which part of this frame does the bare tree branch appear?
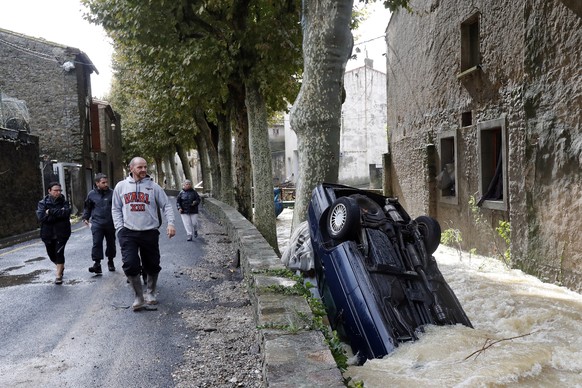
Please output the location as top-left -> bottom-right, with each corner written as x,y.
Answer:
464,332 -> 535,361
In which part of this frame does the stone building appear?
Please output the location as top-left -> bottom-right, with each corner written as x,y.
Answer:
340,58 -> 387,188
0,128 -> 41,240
385,0 -> 582,291
269,121 -> 286,186
91,99 -> 123,186
284,59 -> 387,188
0,28 -> 121,214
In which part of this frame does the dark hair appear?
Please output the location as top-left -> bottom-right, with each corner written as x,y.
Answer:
48,181 -> 61,190
94,173 -> 108,183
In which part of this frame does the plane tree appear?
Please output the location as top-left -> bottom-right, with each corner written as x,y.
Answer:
289,0 -> 410,229
84,0 -> 303,250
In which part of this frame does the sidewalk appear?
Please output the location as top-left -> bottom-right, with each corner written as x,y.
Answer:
203,198 -> 344,387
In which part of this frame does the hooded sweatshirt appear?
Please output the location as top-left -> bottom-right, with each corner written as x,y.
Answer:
112,174 -> 175,231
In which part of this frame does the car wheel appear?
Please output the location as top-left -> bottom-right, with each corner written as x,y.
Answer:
351,194 -> 383,216
415,216 -> 441,255
327,197 -> 361,240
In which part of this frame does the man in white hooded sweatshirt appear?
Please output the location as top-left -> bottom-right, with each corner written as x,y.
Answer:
112,157 -> 176,311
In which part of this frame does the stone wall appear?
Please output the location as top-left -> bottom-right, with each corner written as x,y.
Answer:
0,130 -> 42,239
0,28 -> 94,213
339,62 -> 387,187
517,0 -> 582,289
386,0 -> 582,291
201,198 -> 344,387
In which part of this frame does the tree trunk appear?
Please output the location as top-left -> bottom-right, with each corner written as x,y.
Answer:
231,87 -> 253,221
175,144 -> 192,182
245,80 -> 279,252
217,112 -> 235,207
154,157 -> 165,187
289,0 -> 354,230
193,131 -> 214,195
163,156 -> 173,189
195,132 -> 210,195
193,108 -> 221,199
167,152 -> 179,189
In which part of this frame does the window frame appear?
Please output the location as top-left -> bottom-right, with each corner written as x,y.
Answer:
437,129 -> 458,205
458,12 -> 481,79
477,117 -> 508,211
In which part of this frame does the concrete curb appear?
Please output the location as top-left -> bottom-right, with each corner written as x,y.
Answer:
0,220 -> 85,249
203,198 -> 344,387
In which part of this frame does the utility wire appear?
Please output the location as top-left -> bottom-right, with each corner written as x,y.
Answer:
0,36 -> 95,68
0,37 -> 55,62
354,34 -> 386,46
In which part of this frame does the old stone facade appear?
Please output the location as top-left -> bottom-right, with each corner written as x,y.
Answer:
269,122 -> 286,186
284,59 -> 387,188
385,0 -> 582,291
340,59 -> 387,188
0,28 -> 121,215
0,130 -> 41,239
91,99 -> 123,185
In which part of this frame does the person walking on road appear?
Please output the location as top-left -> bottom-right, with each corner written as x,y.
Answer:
36,182 -> 71,285
82,173 -> 117,275
112,157 -> 176,311
176,179 -> 201,241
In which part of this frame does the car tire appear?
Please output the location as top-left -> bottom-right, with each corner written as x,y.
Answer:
415,216 -> 441,255
327,197 -> 361,240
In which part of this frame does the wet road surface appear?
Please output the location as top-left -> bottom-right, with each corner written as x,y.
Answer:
0,201 -> 213,387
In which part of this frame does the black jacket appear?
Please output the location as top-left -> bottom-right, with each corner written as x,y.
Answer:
176,188 -> 201,214
82,188 -> 115,228
36,194 -> 72,240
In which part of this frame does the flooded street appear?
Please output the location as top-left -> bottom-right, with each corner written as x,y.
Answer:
276,209 -> 582,387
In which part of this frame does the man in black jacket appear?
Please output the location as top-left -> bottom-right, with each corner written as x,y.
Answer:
82,173 -> 117,274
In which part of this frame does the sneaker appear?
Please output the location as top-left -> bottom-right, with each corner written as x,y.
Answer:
89,263 -> 102,275
187,235 -> 192,241
194,231 -> 198,238
54,276 -> 63,285
107,259 -> 115,272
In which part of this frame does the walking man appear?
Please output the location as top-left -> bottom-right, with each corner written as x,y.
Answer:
112,157 -> 176,311
82,173 -> 116,275
176,179 -> 201,240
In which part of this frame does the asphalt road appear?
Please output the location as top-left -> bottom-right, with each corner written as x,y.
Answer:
0,200 -> 210,387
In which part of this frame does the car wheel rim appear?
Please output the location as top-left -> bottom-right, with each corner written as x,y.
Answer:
330,203 -> 347,234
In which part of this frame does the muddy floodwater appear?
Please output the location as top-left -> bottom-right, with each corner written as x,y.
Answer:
276,209 -> 582,387
344,246 -> 582,387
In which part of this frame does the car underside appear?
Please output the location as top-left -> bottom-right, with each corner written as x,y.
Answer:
306,183 -> 472,363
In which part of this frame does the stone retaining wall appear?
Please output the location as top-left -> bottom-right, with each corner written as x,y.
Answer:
202,198 -> 344,387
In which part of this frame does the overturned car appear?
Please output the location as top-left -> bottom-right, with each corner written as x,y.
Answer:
303,183 -> 472,363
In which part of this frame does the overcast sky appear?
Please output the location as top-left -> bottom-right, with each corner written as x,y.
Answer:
0,1 -> 391,99
349,2 -> 392,72
0,0 -> 113,99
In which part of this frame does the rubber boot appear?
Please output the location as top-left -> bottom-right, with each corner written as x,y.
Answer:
55,263 -> 65,285
128,275 -> 145,311
144,273 -> 159,305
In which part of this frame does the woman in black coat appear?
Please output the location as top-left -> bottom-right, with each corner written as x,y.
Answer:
36,182 -> 72,284
176,180 -> 201,240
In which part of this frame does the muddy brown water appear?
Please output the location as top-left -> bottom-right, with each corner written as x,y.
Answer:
276,209 -> 582,387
